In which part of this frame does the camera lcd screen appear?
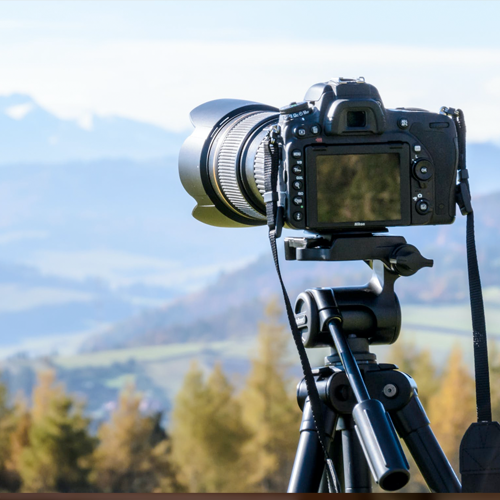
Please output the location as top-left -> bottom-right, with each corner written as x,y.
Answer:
316,153 -> 401,223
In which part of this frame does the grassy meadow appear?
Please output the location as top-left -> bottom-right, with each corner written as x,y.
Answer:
36,292 -> 500,421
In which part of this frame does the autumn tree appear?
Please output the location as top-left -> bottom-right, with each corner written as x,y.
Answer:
0,379 -> 27,492
0,398 -> 31,492
389,339 -> 441,409
170,362 -> 249,492
387,340 -> 442,492
428,346 -> 475,472
239,299 -> 301,492
488,340 -> 500,421
19,370 -> 95,492
91,383 -> 180,493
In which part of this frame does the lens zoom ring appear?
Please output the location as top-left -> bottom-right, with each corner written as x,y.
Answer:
217,112 -> 274,219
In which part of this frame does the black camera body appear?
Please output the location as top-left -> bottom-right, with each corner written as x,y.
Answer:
279,78 -> 458,232
179,78 -> 459,234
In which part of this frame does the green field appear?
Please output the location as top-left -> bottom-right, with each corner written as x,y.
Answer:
54,338 -> 254,369
53,300 -> 499,369
15,299 -> 497,420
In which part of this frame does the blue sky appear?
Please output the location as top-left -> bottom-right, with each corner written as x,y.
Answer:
0,2 -> 498,47
0,1 -> 499,142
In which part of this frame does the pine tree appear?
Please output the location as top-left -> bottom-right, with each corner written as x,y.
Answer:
239,299 -> 301,492
169,362 -> 210,492
170,361 -> 249,492
428,346 -> 475,472
0,379 -> 23,492
19,370 -> 96,492
204,364 -> 251,491
91,383 -> 180,493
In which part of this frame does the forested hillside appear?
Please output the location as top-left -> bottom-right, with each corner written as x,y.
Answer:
0,305 -> 495,493
80,190 -> 500,352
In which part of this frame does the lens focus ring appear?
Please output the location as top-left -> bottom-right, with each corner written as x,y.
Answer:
216,112 -> 275,220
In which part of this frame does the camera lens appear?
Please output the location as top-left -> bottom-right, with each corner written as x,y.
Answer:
179,99 -> 279,228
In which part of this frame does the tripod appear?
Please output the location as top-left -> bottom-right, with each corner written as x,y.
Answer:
285,233 -> 462,493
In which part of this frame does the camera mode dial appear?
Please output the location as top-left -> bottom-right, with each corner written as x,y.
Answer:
412,158 -> 433,182
280,101 -> 313,123
280,101 -> 310,114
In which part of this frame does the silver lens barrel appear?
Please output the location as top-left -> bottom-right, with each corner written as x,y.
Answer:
209,110 -> 277,221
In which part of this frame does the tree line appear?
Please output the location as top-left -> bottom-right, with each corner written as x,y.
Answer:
0,300 -> 497,492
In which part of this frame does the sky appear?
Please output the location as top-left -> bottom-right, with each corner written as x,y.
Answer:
0,1 -> 499,143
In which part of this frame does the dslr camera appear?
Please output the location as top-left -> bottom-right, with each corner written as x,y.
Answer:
179,77 -> 459,233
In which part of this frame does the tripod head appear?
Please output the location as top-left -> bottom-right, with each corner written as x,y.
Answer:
286,233 -> 443,492
285,233 -> 433,347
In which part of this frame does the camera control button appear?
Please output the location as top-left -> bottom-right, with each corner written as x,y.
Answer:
412,159 -> 433,181
398,118 -> 409,129
293,212 -> 304,221
296,128 -> 307,137
293,197 -> 303,206
292,150 -> 302,159
292,165 -> 303,174
293,180 -> 303,190
310,125 -> 321,135
416,199 -> 431,215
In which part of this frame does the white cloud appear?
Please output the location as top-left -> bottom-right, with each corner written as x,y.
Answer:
0,39 -> 499,142
4,102 -> 34,119
0,285 -> 93,313
77,112 -> 93,130
31,248 -> 255,290
0,230 -> 48,245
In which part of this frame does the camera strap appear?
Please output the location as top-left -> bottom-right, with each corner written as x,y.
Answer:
442,108 -> 500,492
445,107 -> 492,422
264,126 -> 340,493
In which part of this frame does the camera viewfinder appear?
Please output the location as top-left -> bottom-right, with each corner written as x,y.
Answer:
347,110 -> 367,128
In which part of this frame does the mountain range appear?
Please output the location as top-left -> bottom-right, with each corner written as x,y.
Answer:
80,189 -> 500,352
0,92 -> 498,357
0,92 -> 497,421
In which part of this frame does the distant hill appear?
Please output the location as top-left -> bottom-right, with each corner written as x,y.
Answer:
0,94 -> 186,163
0,156 -> 269,294
80,190 -> 500,353
0,92 -> 498,357
0,259 -> 182,357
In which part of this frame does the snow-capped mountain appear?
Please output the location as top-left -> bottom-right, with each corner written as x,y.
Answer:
0,93 -> 186,163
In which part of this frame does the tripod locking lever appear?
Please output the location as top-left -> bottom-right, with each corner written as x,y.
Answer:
389,244 -> 433,277
327,316 -> 410,491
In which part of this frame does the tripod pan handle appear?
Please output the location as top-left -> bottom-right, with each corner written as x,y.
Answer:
353,399 -> 410,491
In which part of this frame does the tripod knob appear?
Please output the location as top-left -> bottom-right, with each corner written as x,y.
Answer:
390,244 -> 433,276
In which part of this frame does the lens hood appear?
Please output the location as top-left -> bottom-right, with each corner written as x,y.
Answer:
179,99 -> 278,227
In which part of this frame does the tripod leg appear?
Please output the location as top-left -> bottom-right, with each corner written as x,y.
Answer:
288,400 -> 337,493
340,416 -> 372,493
391,393 -> 461,493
